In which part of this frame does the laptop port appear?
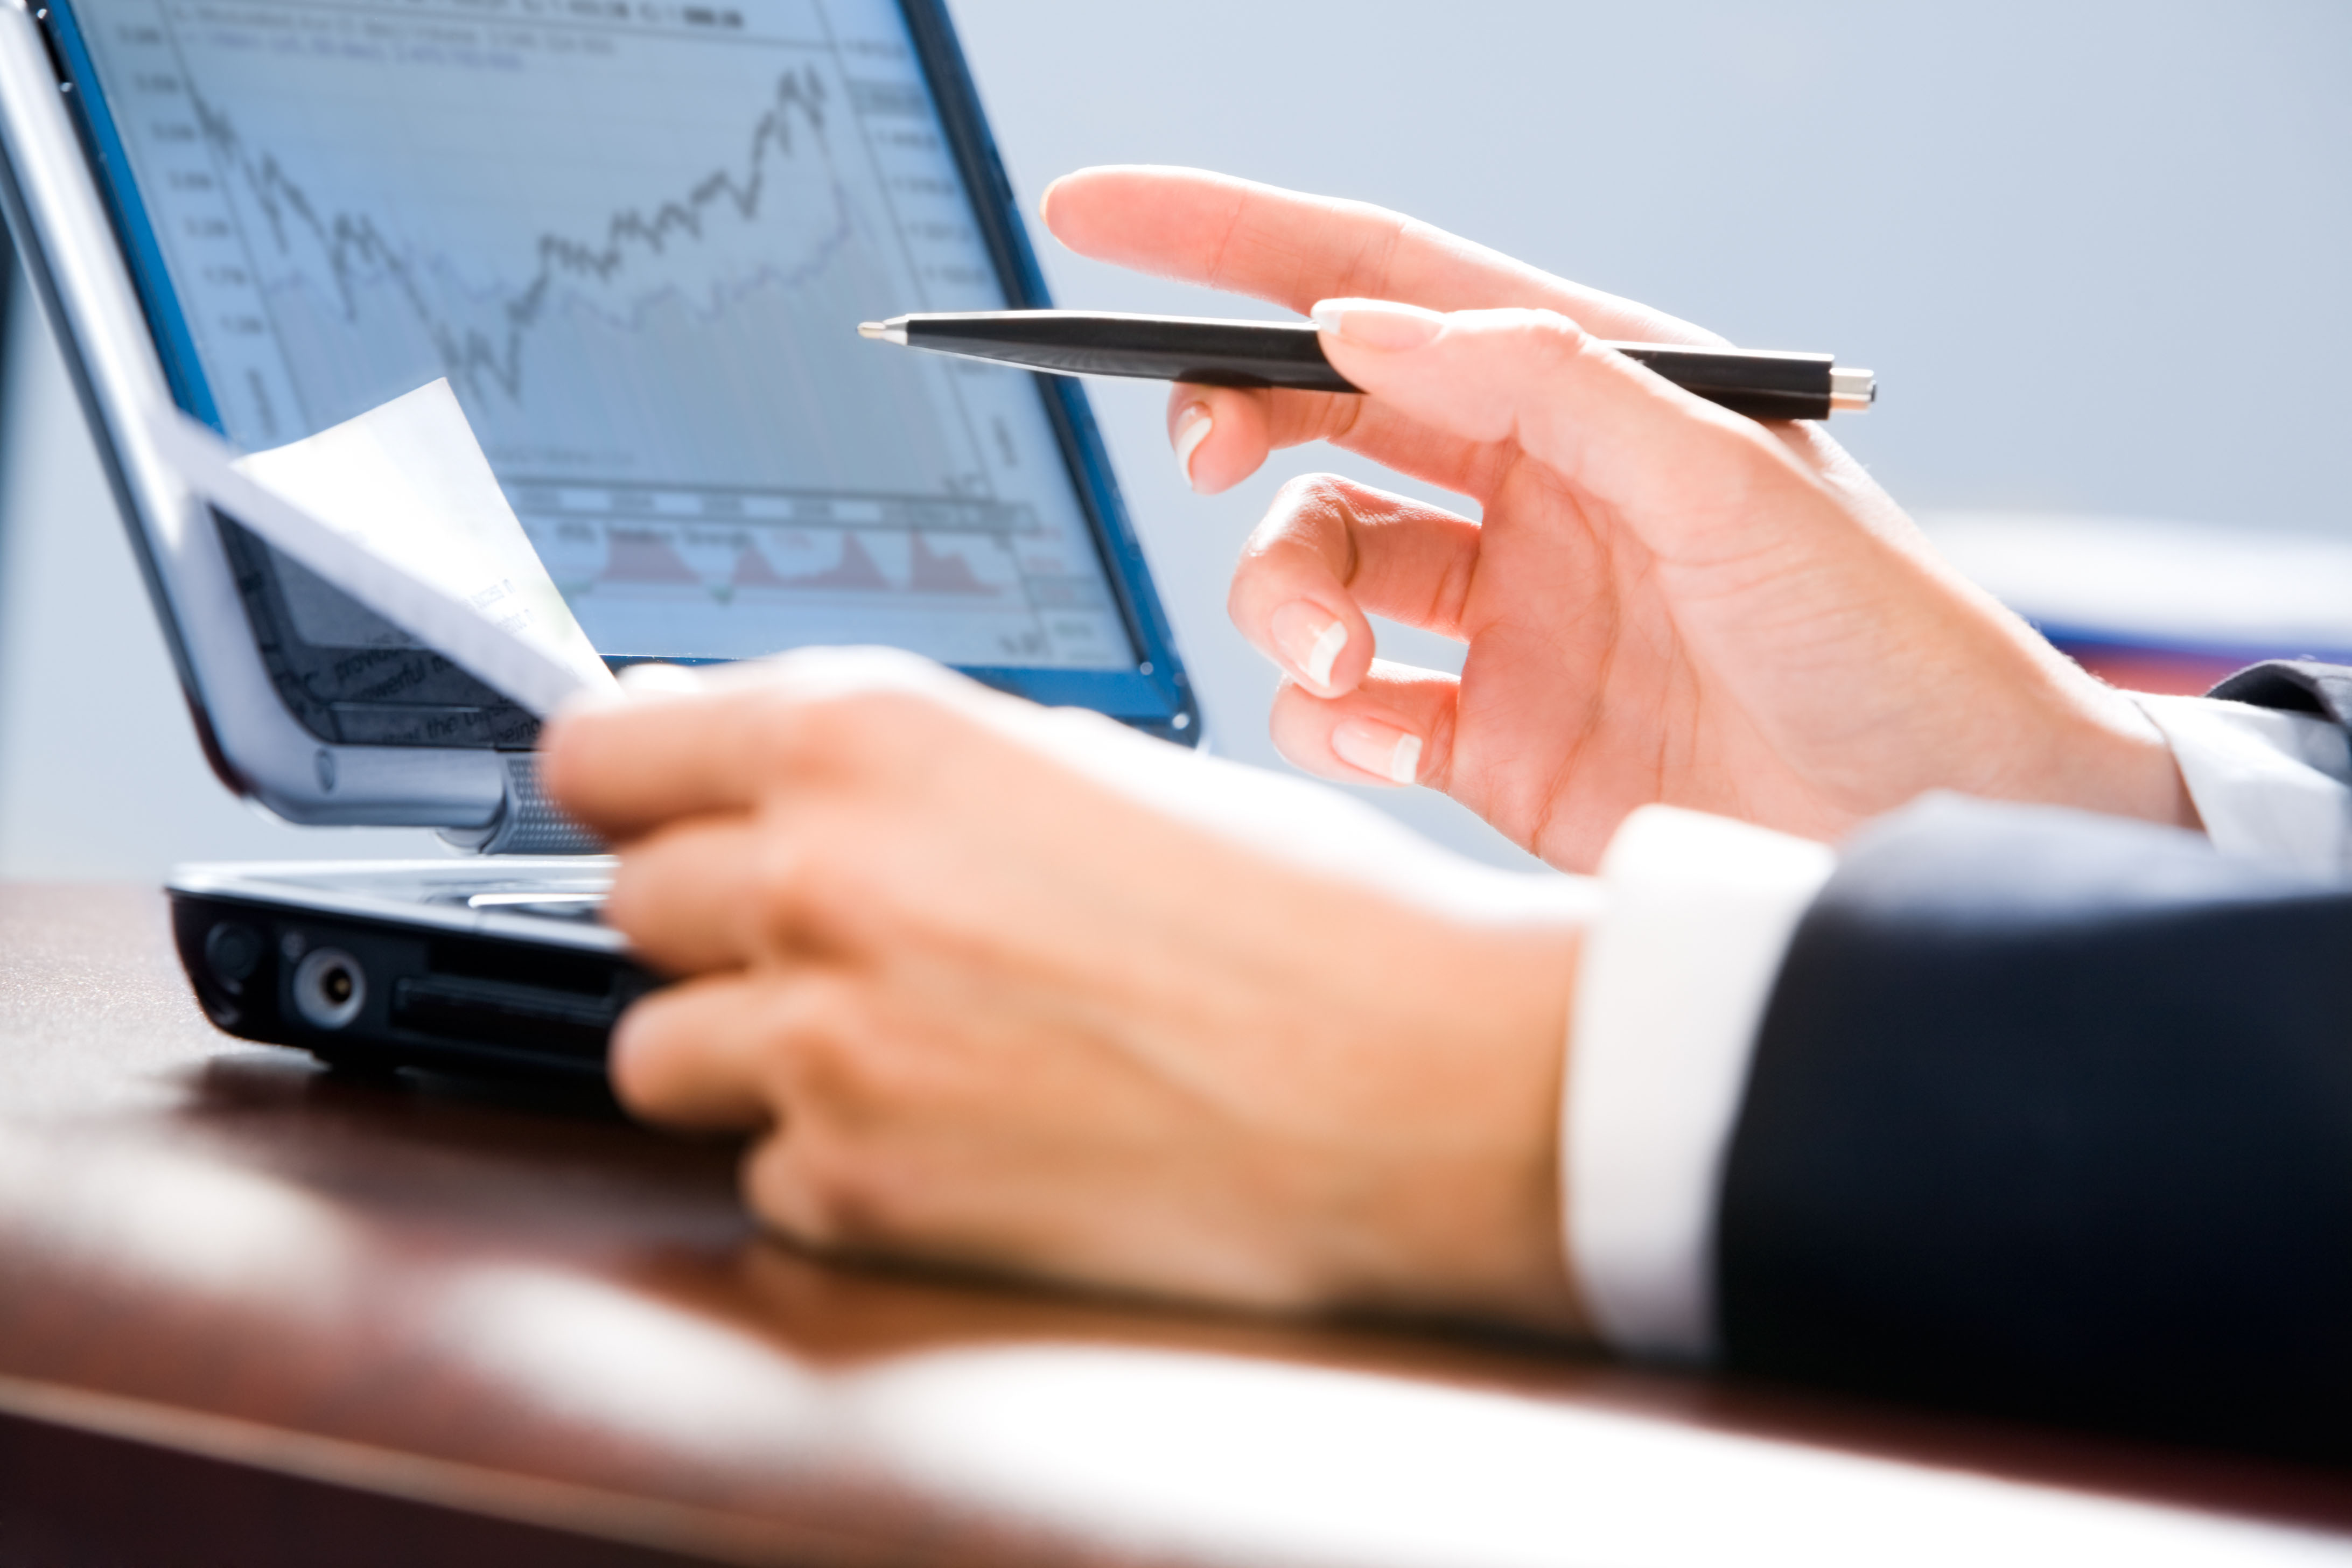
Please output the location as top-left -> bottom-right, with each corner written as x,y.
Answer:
390,974 -> 619,1061
291,947 -> 367,1030
202,921 -> 264,992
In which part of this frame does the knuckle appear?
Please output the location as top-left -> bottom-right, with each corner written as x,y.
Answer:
752,800 -> 939,956
744,1135 -> 844,1247
745,1131 -> 890,1251
1473,306 -> 1591,387
760,690 -> 876,772
762,841 -> 889,949
1514,304 -> 1586,344
1542,305 -> 1593,347
1421,699 -> 1462,795
799,689 -> 960,774
740,700 -> 816,780
1247,475 -> 1360,576
1524,310 -> 1593,372
777,975 -> 859,1063
748,833 -> 851,944
600,836 -> 700,949
778,983 -> 909,1121
741,687 -> 972,810
1266,472 -> 1352,526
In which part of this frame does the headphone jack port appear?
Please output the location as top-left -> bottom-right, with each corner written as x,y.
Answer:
291,947 -> 367,1030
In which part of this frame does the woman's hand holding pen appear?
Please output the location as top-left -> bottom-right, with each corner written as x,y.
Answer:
1043,166 -> 2195,870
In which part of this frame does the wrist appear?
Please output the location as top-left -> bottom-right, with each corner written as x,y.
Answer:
1313,914 -> 1592,1338
2050,678 -> 2203,832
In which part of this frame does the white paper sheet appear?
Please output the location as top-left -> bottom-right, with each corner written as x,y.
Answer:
146,382 -> 620,718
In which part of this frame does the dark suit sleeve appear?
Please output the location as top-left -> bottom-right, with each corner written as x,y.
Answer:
2207,657 -> 2352,725
1717,792 -> 2352,1460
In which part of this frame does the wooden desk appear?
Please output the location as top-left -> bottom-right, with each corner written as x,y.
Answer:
1,886 -> 2346,1566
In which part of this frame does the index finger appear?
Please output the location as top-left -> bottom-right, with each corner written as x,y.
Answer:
541,647 -> 985,839
540,681 -> 780,838
1041,165 -> 1720,347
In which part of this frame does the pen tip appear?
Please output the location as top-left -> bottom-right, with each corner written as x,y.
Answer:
857,321 -> 886,339
858,318 -> 911,346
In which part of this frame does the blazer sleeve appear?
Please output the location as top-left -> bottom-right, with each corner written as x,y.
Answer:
1716,790 -> 2352,1460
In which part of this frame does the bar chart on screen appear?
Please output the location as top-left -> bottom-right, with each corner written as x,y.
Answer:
80,0 -> 1132,667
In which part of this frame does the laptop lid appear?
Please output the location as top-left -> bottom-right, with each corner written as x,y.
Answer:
0,0 -> 1198,847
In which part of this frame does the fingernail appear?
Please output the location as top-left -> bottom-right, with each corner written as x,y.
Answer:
1310,297 -> 1445,352
1269,600 -> 1348,694
1331,717 -> 1423,786
1172,403 -> 1214,491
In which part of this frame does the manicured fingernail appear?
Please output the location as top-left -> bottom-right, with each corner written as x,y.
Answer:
1331,717 -> 1423,786
1172,403 -> 1214,491
1310,297 -> 1445,352
1269,600 -> 1348,693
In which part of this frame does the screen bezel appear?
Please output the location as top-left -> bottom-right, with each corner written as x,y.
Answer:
40,0 -> 1200,737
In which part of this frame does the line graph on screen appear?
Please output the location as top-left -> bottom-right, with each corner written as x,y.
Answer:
192,69 -> 859,408
185,52 -> 979,498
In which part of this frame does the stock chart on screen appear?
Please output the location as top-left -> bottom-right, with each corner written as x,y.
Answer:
79,0 -> 1135,667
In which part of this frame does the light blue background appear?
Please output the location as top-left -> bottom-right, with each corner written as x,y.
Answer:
2,0 -> 2347,876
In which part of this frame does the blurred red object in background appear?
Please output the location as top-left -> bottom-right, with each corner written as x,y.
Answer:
1925,514 -> 2352,699
2043,640 -> 2277,697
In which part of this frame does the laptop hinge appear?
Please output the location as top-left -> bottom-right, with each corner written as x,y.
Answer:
439,755 -> 604,856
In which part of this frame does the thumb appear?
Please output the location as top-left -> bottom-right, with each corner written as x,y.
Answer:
1311,298 -> 1821,568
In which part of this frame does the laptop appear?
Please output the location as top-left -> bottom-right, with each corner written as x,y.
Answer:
0,0 -> 1199,1081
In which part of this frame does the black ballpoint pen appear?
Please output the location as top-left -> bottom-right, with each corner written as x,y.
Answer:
859,310 -> 1876,422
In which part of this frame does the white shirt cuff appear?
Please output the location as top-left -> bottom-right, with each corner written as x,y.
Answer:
1565,806 -> 1835,1362
2131,693 -> 2352,869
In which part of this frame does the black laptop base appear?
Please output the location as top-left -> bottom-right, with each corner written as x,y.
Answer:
170,883 -> 658,1085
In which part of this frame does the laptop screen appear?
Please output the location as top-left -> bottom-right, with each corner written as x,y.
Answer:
60,0 -> 1138,675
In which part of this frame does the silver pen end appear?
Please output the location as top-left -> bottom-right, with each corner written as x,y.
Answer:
858,318 -> 909,345
1829,366 -> 1875,412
